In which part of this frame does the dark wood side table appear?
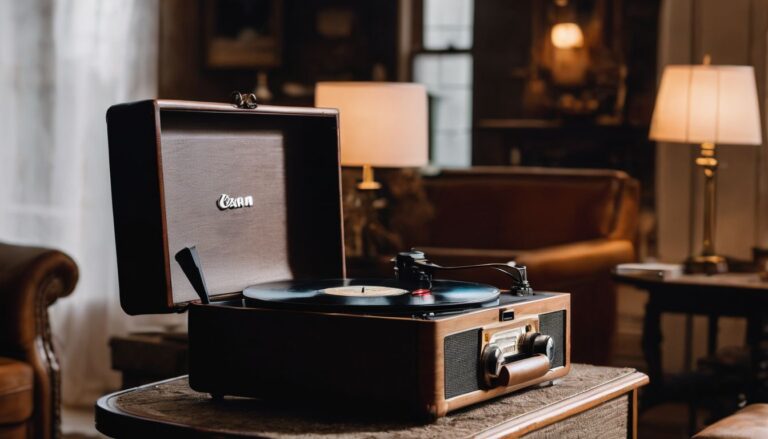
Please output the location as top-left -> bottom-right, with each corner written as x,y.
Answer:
96,364 -> 647,438
613,271 -> 768,427
110,332 -> 189,389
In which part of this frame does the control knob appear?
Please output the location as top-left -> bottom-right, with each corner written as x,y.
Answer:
522,332 -> 555,364
481,332 -> 555,388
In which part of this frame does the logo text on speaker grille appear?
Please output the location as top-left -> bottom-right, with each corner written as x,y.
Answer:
217,194 -> 254,210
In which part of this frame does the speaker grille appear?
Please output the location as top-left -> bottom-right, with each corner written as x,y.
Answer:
444,329 -> 481,399
539,310 -> 566,368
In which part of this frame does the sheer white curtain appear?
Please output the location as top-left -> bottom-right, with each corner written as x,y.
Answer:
0,0 -> 183,406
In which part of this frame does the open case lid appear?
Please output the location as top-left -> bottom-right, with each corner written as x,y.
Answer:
107,100 -> 345,314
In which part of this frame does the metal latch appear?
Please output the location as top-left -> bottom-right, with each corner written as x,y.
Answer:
231,91 -> 258,109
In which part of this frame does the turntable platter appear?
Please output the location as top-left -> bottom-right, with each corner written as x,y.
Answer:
243,278 -> 500,314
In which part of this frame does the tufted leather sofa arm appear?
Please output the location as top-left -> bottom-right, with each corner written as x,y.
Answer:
0,242 -> 78,439
693,404 -> 768,438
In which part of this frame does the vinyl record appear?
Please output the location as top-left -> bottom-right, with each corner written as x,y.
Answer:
243,278 -> 500,314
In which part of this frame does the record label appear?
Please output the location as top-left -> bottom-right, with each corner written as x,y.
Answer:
321,286 -> 408,297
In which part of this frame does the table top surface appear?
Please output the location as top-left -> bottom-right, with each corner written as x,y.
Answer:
95,364 -> 647,438
613,271 -> 768,292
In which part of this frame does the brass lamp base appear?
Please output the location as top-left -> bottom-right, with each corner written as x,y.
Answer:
683,141 -> 727,276
357,164 -> 382,191
684,254 -> 728,275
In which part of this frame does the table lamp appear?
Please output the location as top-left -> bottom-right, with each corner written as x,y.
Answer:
649,56 -> 762,274
315,82 -> 428,190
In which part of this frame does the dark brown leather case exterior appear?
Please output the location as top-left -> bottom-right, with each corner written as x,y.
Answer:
106,100 -> 344,314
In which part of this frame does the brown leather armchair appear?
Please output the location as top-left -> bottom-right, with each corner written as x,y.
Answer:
693,404 -> 768,438
0,243 -> 78,439
397,167 -> 639,365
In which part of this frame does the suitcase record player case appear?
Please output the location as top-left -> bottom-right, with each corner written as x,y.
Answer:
106,98 -> 571,419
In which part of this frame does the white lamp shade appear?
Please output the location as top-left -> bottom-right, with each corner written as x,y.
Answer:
315,82 -> 429,167
649,65 -> 762,145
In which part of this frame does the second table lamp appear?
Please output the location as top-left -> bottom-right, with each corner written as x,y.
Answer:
315,82 -> 428,190
650,56 -> 762,273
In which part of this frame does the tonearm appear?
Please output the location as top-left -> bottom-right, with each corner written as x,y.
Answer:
394,250 -> 534,296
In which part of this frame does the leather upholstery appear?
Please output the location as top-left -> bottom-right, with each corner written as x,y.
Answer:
0,424 -> 27,439
0,358 -> 33,425
693,404 -> 768,438
399,167 -> 639,365
0,243 -> 78,439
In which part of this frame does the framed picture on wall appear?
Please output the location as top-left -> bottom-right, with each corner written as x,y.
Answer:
203,0 -> 283,69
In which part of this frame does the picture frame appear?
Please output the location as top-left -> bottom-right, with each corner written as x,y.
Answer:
203,0 -> 283,69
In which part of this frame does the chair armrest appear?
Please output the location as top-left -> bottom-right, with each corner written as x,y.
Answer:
0,242 -> 78,439
693,403 -> 768,438
609,177 -> 640,242
0,243 -> 78,354
515,239 -> 634,287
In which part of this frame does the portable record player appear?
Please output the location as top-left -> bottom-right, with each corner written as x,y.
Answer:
106,96 -> 571,419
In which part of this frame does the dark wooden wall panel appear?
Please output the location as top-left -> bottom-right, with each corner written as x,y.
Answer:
472,0 -> 533,120
159,0 -> 399,103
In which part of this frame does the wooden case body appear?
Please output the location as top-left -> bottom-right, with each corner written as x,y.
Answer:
188,292 -> 570,419
107,99 -> 571,419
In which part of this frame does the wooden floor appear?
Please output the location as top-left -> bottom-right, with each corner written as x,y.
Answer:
640,403 -> 709,439
62,405 -> 98,439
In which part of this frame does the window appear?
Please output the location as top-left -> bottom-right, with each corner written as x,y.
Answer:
423,0 -> 473,50
412,0 -> 474,167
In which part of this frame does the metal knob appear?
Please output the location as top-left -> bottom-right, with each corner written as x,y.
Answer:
522,332 -> 555,364
481,343 -> 504,387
